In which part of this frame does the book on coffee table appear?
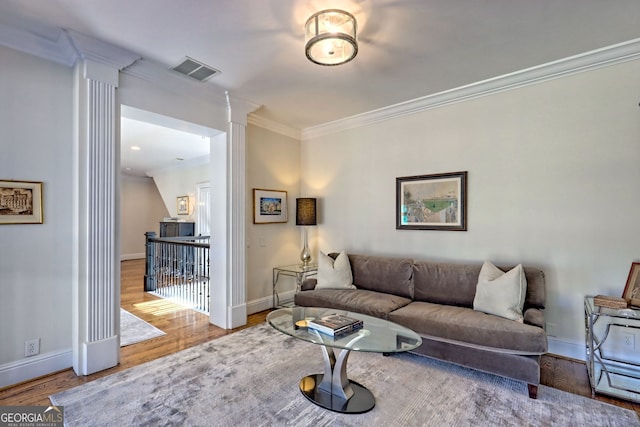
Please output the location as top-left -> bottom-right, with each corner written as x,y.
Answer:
307,314 -> 364,337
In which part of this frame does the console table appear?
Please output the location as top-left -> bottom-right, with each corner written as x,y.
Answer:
585,296 -> 640,402
272,263 -> 317,308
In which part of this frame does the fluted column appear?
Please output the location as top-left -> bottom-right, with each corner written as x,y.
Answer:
209,95 -> 250,329
72,59 -> 120,375
228,120 -> 247,326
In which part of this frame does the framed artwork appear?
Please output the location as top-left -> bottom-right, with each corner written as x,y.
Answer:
0,180 -> 43,224
622,262 -> 640,307
253,189 -> 287,224
176,195 -> 189,215
396,171 -> 467,231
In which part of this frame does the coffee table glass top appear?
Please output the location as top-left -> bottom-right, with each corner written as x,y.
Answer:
267,307 -> 422,353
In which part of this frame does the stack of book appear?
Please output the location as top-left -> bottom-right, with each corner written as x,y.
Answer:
307,314 -> 364,337
593,295 -> 628,309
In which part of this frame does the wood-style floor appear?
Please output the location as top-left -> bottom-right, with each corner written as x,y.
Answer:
1,259 -> 639,418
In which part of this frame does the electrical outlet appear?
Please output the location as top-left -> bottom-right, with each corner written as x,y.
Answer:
25,338 -> 40,357
622,332 -> 635,349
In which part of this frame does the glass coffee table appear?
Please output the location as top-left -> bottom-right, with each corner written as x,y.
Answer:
267,307 -> 422,414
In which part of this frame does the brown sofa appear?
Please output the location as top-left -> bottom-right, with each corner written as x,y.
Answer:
294,253 -> 547,398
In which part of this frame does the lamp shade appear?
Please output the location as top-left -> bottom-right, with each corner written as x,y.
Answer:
305,9 -> 357,66
296,198 -> 317,226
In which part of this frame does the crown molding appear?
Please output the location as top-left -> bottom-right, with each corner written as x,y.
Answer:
0,23 -> 77,66
302,38 -> 640,140
66,30 -> 140,71
247,114 -> 301,140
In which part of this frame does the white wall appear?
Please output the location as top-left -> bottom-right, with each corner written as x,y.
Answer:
0,46 -> 74,373
246,124 -> 301,311
151,163 -> 209,222
302,59 -> 640,359
120,174 -> 169,259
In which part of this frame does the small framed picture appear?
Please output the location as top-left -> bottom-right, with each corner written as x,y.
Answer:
0,180 -> 43,224
396,171 -> 467,231
253,189 -> 287,224
622,262 -> 640,306
176,195 -> 189,215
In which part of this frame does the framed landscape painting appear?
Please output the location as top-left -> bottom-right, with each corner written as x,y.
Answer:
396,171 -> 467,231
0,180 -> 43,224
253,189 -> 287,224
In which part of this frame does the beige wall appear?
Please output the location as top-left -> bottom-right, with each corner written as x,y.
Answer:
301,58 -> 640,359
0,46 -> 74,373
246,124 -> 301,309
120,174 -> 170,259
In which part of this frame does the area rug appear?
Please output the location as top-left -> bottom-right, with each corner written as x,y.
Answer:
51,324 -> 639,427
120,308 -> 165,347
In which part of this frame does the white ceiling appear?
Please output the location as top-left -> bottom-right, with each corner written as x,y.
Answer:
1,0 -> 640,173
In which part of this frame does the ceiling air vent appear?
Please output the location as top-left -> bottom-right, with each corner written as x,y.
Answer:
172,57 -> 220,82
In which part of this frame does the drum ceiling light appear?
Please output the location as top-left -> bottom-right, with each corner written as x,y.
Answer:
305,9 -> 358,66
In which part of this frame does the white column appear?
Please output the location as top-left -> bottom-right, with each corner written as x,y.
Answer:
72,59 -> 120,375
209,98 -> 248,329
228,120 -> 247,326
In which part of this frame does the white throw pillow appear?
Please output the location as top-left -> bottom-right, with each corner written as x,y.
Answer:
473,261 -> 527,323
315,251 -> 355,290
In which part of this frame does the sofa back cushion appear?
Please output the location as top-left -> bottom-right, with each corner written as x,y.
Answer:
413,261 -> 546,309
348,254 -> 414,299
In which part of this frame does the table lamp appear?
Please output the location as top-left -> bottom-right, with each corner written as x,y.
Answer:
296,198 -> 317,266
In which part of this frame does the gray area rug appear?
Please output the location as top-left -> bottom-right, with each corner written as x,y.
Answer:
51,323 -> 638,426
120,308 -> 166,347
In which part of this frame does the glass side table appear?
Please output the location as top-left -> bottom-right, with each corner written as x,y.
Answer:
272,263 -> 318,308
584,296 -> 640,402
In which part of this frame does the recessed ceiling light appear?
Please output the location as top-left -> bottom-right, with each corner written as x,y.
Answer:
131,146 -> 141,151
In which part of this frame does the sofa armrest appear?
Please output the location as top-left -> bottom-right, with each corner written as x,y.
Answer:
300,278 -> 317,291
524,308 -> 545,329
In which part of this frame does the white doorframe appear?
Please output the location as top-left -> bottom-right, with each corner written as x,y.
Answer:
196,182 -> 210,236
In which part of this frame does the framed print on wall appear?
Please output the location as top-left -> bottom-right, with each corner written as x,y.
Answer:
623,262 -> 640,307
396,171 -> 467,231
0,180 -> 43,224
176,195 -> 189,215
253,189 -> 287,224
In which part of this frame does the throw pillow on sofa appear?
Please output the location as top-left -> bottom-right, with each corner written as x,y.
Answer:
473,261 -> 527,323
316,251 -> 355,290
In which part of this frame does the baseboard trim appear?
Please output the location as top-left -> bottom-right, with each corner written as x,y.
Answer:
548,337 -> 585,361
121,253 -> 145,261
0,350 -> 72,389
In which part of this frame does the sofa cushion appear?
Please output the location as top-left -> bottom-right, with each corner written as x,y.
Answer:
389,301 -> 547,354
316,251 -> 355,290
349,254 -> 414,299
473,262 -> 526,322
294,289 -> 412,319
413,261 -> 546,310
413,262 -> 480,307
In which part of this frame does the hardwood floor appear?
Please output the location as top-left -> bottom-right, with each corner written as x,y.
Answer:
1,258 -> 639,418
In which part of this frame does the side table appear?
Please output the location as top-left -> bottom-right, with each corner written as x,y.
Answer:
585,296 -> 640,403
272,263 -> 317,308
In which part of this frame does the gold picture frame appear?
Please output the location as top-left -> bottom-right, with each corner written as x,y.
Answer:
622,262 -> 640,307
176,195 -> 189,215
0,180 -> 43,224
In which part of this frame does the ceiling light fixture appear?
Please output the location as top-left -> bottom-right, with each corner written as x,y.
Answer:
305,9 -> 358,66
130,146 -> 141,151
